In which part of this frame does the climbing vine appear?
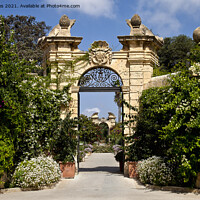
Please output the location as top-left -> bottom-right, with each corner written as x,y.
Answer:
126,44 -> 200,187
0,17 -> 71,182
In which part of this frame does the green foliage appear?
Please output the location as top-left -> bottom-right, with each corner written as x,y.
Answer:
127,66 -> 200,187
0,16 -> 71,181
126,86 -> 171,161
158,35 -> 195,72
3,15 -> 51,65
16,88 -> 68,161
109,123 -> 123,145
0,16 -> 35,177
153,64 -> 169,77
158,69 -> 200,186
78,115 -> 101,144
51,114 -> 77,163
0,137 -> 14,184
99,123 -> 109,142
190,45 -> 200,63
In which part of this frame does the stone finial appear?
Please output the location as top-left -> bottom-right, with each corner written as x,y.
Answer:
91,112 -> 99,119
131,14 -> 141,28
193,27 -> 200,44
108,112 -> 116,119
59,14 -> 70,29
126,14 -> 143,36
46,14 -> 76,37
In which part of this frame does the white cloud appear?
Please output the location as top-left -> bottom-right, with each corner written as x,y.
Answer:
44,0 -> 116,18
136,0 -> 200,36
83,107 -> 100,116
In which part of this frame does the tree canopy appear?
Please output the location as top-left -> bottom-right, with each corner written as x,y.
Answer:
158,35 -> 195,72
3,15 -> 51,65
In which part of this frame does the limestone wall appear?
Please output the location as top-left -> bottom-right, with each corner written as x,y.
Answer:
143,72 -> 178,90
38,14 -> 163,139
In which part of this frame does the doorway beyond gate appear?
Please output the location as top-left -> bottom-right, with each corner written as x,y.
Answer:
77,67 -> 124,173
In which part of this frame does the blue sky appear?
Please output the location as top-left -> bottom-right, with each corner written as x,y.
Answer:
1,0 -> 200,119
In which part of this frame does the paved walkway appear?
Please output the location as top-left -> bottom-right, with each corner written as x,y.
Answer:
1,153 -> 199,200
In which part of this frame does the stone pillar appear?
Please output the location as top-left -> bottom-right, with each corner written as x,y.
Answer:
38,14 -> 83,90
38,14 -> 83,118
69,86 -> 80,119
121,86 -> 131,137
118,14 -> 163,137
108,112 -> 116,128
118,14 -> 163,176
121,86 -> 131,176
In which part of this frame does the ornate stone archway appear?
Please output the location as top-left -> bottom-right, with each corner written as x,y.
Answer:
91,112 -> 116,136
38,14 -> 163,174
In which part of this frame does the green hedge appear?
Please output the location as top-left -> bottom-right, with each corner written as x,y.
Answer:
0,16 -> 71,182
127,68 -> 200,187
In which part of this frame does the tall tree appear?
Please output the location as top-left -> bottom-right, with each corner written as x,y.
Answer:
114,92 -> 122,123
158,35 -> 195,72
78,115 -> 100,143
3,15 -> 51,65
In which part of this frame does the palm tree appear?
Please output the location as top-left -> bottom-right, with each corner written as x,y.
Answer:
114,92 -> 122,123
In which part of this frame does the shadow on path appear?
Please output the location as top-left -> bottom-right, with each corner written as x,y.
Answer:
79,166 -> 122,174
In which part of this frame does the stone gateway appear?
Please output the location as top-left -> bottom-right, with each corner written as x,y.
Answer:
38,14 -> 163,175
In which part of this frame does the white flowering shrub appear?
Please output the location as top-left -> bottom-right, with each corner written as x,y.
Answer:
136,156 -> 172,186
12,155 -> 61,189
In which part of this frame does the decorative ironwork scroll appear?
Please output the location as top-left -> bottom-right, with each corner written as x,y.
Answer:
79,67 -> 123,87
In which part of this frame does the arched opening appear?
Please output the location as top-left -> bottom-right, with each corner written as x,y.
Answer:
78,66 -> 123,124
77,66 -> 124,173
78,66 -> 123,89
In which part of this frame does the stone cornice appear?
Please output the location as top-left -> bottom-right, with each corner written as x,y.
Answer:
117,35 -> 163,49
128,57 -> 158,66
38,36 -> 83,49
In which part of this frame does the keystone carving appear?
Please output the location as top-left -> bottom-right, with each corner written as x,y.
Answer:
89,41 -> 112,66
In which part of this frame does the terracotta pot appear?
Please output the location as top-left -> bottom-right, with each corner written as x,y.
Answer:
59,162 -> 75,178
128,161 -> 138,178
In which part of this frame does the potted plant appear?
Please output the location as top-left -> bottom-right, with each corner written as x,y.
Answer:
115,150 -> 124,172
113,145 -> 124,172
127,161 -> 138,178
51,114 -> 77,178
58,155 -> 76,179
